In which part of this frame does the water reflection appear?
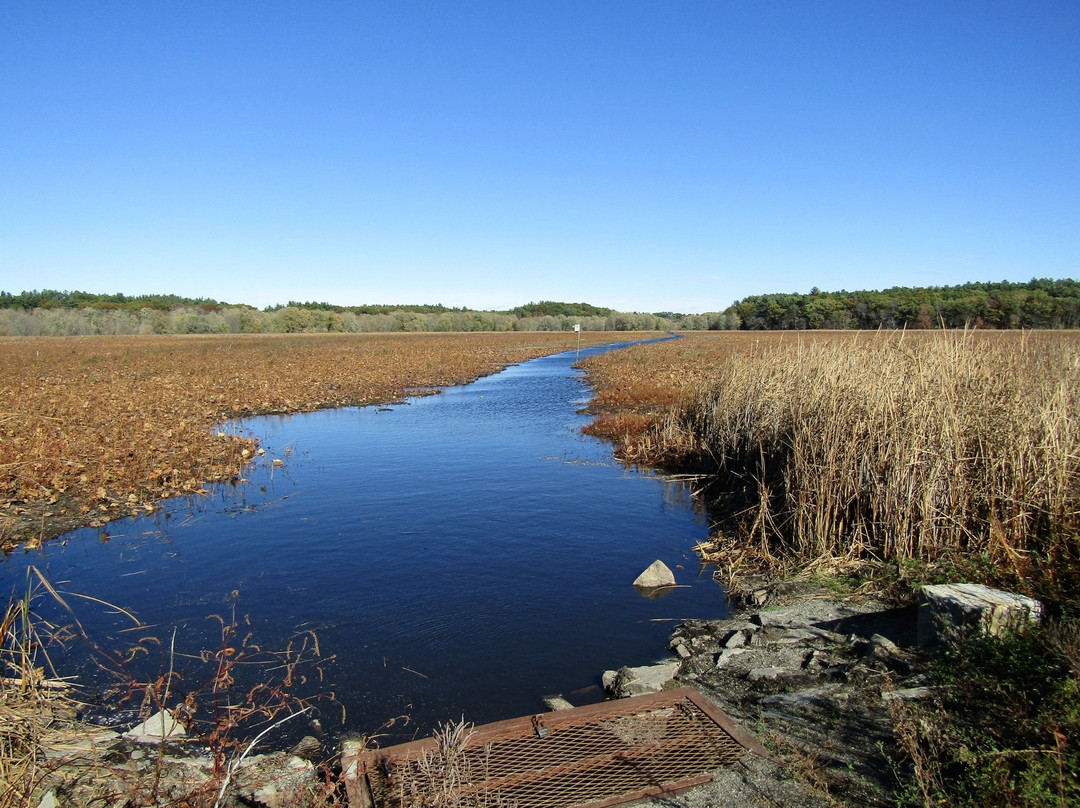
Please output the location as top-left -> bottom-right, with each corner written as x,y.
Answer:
4,342 -> 728,741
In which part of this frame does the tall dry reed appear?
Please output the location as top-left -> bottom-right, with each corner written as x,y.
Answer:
661,331 -> 1080,570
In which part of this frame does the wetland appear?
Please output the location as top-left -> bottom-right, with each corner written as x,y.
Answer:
3,339 -> 729,742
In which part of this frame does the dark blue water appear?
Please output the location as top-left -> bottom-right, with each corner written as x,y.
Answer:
3,342 -> 728,741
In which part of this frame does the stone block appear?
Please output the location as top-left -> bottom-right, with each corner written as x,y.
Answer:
918,583 -> 1042,650
715,648 -> 748,668
723,630 -> 748,649
602,661 -> 680,698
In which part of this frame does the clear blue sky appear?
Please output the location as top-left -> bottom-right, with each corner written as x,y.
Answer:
2,2 -> 1077,313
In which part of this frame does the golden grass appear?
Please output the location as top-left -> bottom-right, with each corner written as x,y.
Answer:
582,330 -> 1080,590
1,331 -> 634,549
581,332 -> 776,460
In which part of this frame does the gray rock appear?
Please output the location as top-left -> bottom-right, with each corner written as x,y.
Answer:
867,633 -> 901,658
715,648 -> 749,668
848,634 -> 870,654
881,687 -> 934,702
234,752 -> 315,808
686,637 -> 714,654
749,626 -> 813,647
918,583 -> 1042,650
865,633 -> 912,674
749,599 -> 864,630
746,667 -> 785,682
723,630 -> 748,649
633,560 -> 676,589
774,628 -> 824,646
123,709 -> 186,743
42,725 -> 121,761
801,626 -> 849,644
603,661 -> 681,698
289,735 -> 324,762
802,650 -> 828,671
760,685 -> 844,709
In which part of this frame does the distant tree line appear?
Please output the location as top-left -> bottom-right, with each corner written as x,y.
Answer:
0,290 -> 228,312
0,290 -> 726,336
729,279 -> 1080,330
264,300 -> 457,315
5,279 -> 1076,336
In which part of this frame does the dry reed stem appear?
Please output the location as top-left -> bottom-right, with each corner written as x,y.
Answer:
1,580 -> 80,808
584,330 -> 1080,578
394,720 -> 515,808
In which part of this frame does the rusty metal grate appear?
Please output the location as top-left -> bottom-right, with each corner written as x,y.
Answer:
342,687 -> 768,808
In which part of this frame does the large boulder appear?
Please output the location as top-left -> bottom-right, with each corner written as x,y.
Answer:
602,661 -> 680,698
633,560 -> 676,589
918,583 -> 1042,650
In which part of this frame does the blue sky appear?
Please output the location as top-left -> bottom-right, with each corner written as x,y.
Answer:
2,2 -> 1077,313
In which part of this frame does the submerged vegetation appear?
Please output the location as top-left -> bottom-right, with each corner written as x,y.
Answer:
1,570 -> 340,808
0,331 -> 633,549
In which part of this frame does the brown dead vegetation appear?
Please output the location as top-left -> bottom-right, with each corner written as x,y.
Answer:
1,332 -> 632,550
582,330 -> 1080,601
583,330 -> 1080,806
581,332 -> 772,462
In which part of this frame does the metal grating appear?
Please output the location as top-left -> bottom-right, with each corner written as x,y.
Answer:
342,687 -> 768,808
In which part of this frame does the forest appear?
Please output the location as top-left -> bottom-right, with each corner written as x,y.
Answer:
0,291 -> 716,336
730,278 -> 1080,330
1,279 -> 1078,336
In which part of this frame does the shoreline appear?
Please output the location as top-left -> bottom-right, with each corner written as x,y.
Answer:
2,331 -> 642,550
21,579 -> 913,808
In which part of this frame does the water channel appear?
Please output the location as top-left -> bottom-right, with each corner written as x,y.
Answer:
4,341 -> 730,742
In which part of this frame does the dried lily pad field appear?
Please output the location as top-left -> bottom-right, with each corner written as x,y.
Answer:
0,331 -> 632,549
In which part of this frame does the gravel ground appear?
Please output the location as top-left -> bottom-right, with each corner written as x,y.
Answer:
619,586 -> 925,808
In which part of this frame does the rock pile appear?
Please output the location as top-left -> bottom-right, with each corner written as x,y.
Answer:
605,596 -> 926,806
33,732 -> 323,808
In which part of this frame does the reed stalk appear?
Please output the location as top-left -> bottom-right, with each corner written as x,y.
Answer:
656,331 -> 1080,575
